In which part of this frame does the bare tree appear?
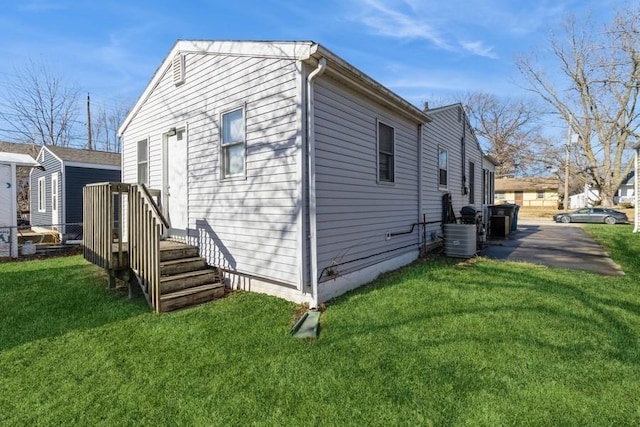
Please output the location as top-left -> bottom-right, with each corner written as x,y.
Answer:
461,91 -> 546,177
90,100 -> 129,152
1,59 -> 80,147
517,7 -> 640,206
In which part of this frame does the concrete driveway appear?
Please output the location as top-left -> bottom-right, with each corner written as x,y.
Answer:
480,221 -> 625,276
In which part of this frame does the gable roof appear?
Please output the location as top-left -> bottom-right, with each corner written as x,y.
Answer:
495,177 -> 558,192
424,103 -> 484,155
41,145 -> 121,167
119,40 -> 429,135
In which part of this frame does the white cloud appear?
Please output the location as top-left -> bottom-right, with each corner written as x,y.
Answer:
355,0 -> 452,50
460,41 -> 498,59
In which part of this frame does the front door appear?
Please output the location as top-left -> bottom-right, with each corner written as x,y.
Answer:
51,172 -> 59,230
515,191 -> 523,205
164,128 -> 188,236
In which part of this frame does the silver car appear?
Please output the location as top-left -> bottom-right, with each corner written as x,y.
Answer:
553,208 -> 629,224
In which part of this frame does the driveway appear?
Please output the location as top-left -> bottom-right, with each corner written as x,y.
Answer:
480,221 -> 625,276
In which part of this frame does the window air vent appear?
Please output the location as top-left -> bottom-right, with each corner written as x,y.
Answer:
172,53 -> 185,86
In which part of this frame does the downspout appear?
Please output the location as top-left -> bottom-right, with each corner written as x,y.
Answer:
417,124 -> 423,252
307,57 -> 327,308
461,109 -> 467,196
634,147 -> 639,233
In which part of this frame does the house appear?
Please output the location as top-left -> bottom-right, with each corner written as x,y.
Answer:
615,171 -> 635,206
30,145 -> 120,240
85,40 -> 493,311
494,177 -> 559,207
569,172 -> 635,208
0,150 -> 41,257
0,141 -> 39,217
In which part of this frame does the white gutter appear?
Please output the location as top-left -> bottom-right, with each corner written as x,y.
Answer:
634,146 -> 639,233
307,57 -> 327,308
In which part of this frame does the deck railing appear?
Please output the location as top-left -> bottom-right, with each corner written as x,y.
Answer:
83,182 -> 168,311
83,182 -> 129,273
128,184 -> 169,311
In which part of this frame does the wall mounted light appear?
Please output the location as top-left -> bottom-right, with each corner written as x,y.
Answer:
167,127 -> 177,136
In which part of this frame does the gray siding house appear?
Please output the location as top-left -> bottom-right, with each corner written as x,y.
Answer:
30,145 -> 120,238
118,40 -> 492,306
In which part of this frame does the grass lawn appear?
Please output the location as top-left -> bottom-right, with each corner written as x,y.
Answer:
1,226 -> 640,425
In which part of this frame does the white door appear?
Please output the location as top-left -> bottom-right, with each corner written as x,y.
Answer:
164,128 -> 188,235
51,172 -> 59,229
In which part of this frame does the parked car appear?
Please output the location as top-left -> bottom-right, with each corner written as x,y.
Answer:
553,208 -> 629,224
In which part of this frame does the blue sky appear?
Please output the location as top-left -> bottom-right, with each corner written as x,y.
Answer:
0,0 -> 625,146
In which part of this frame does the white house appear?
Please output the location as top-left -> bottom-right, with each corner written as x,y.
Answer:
99,40 -> 493,310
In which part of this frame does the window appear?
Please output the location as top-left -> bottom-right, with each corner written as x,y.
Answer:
468,161 -> 475,204
137,139 -> 148,186
377,121 -> 394,183
438,148 -> 448,187
38,177 -> 46,212
221,107 -> 245,178
495,192 -> 505,199
537,190 -> 544,199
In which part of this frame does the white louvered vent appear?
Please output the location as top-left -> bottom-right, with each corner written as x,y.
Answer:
172,53 -> 185,86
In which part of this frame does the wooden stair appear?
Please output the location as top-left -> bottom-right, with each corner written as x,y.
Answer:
157,241 -> 225,312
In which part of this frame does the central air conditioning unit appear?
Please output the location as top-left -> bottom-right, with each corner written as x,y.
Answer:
444,224 -> 477,258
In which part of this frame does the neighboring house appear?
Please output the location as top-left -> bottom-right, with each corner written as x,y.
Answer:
0,141 -> 39,217
615,171 -> 635,205
30,145 -> 120,239
494,177 -> 559,207
112,40 -> 493,307
569,172 -> 635,208
423,103 -> 489,231
569,184 -> 600,209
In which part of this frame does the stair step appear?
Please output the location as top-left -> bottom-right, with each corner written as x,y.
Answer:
160,269 -> 219,293
160,282 -> 225,312
159,244 -> 200,262
160,257 -> 207,276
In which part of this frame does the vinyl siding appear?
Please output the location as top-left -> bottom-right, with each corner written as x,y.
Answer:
30,149 -> 62,228
423,105 -> 485,238
64,166 -> 120,224
121,53 -> 302,286
313,74 -> 421,283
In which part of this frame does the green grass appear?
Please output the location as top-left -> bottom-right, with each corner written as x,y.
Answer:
1,226 -> 640,425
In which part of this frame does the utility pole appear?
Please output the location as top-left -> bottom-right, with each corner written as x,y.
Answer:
86,93 -> 93,150
564,115 -> 572,211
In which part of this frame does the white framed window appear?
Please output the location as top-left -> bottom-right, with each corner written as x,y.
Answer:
137,139 -> 149,186
221,107 -> 246,179
38,177 -> 46,212
537,190 -> 544,199
495,192 -> 505,199
438,148 -> 448,188
377,120 -> 395,183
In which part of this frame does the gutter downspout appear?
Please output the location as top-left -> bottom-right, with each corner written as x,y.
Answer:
634,147 -> 639,233
307,57 -> 327,308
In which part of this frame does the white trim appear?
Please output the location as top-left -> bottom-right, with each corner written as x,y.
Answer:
64,161 -> 121,171
219,104 -> 247,181
37,176 -> 46,212
295,60 -> 307,293
438,146 -> 449,189
51,172 -> 59,227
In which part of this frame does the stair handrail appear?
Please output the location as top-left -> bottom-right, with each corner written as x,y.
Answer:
128,184 -> 165,312
139,183 -> 170,231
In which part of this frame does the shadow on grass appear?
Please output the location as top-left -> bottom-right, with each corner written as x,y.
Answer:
325,253 -> 640,366
0,258 -> 148,352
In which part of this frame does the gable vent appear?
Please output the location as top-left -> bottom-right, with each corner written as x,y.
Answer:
172,53 -> 185,86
